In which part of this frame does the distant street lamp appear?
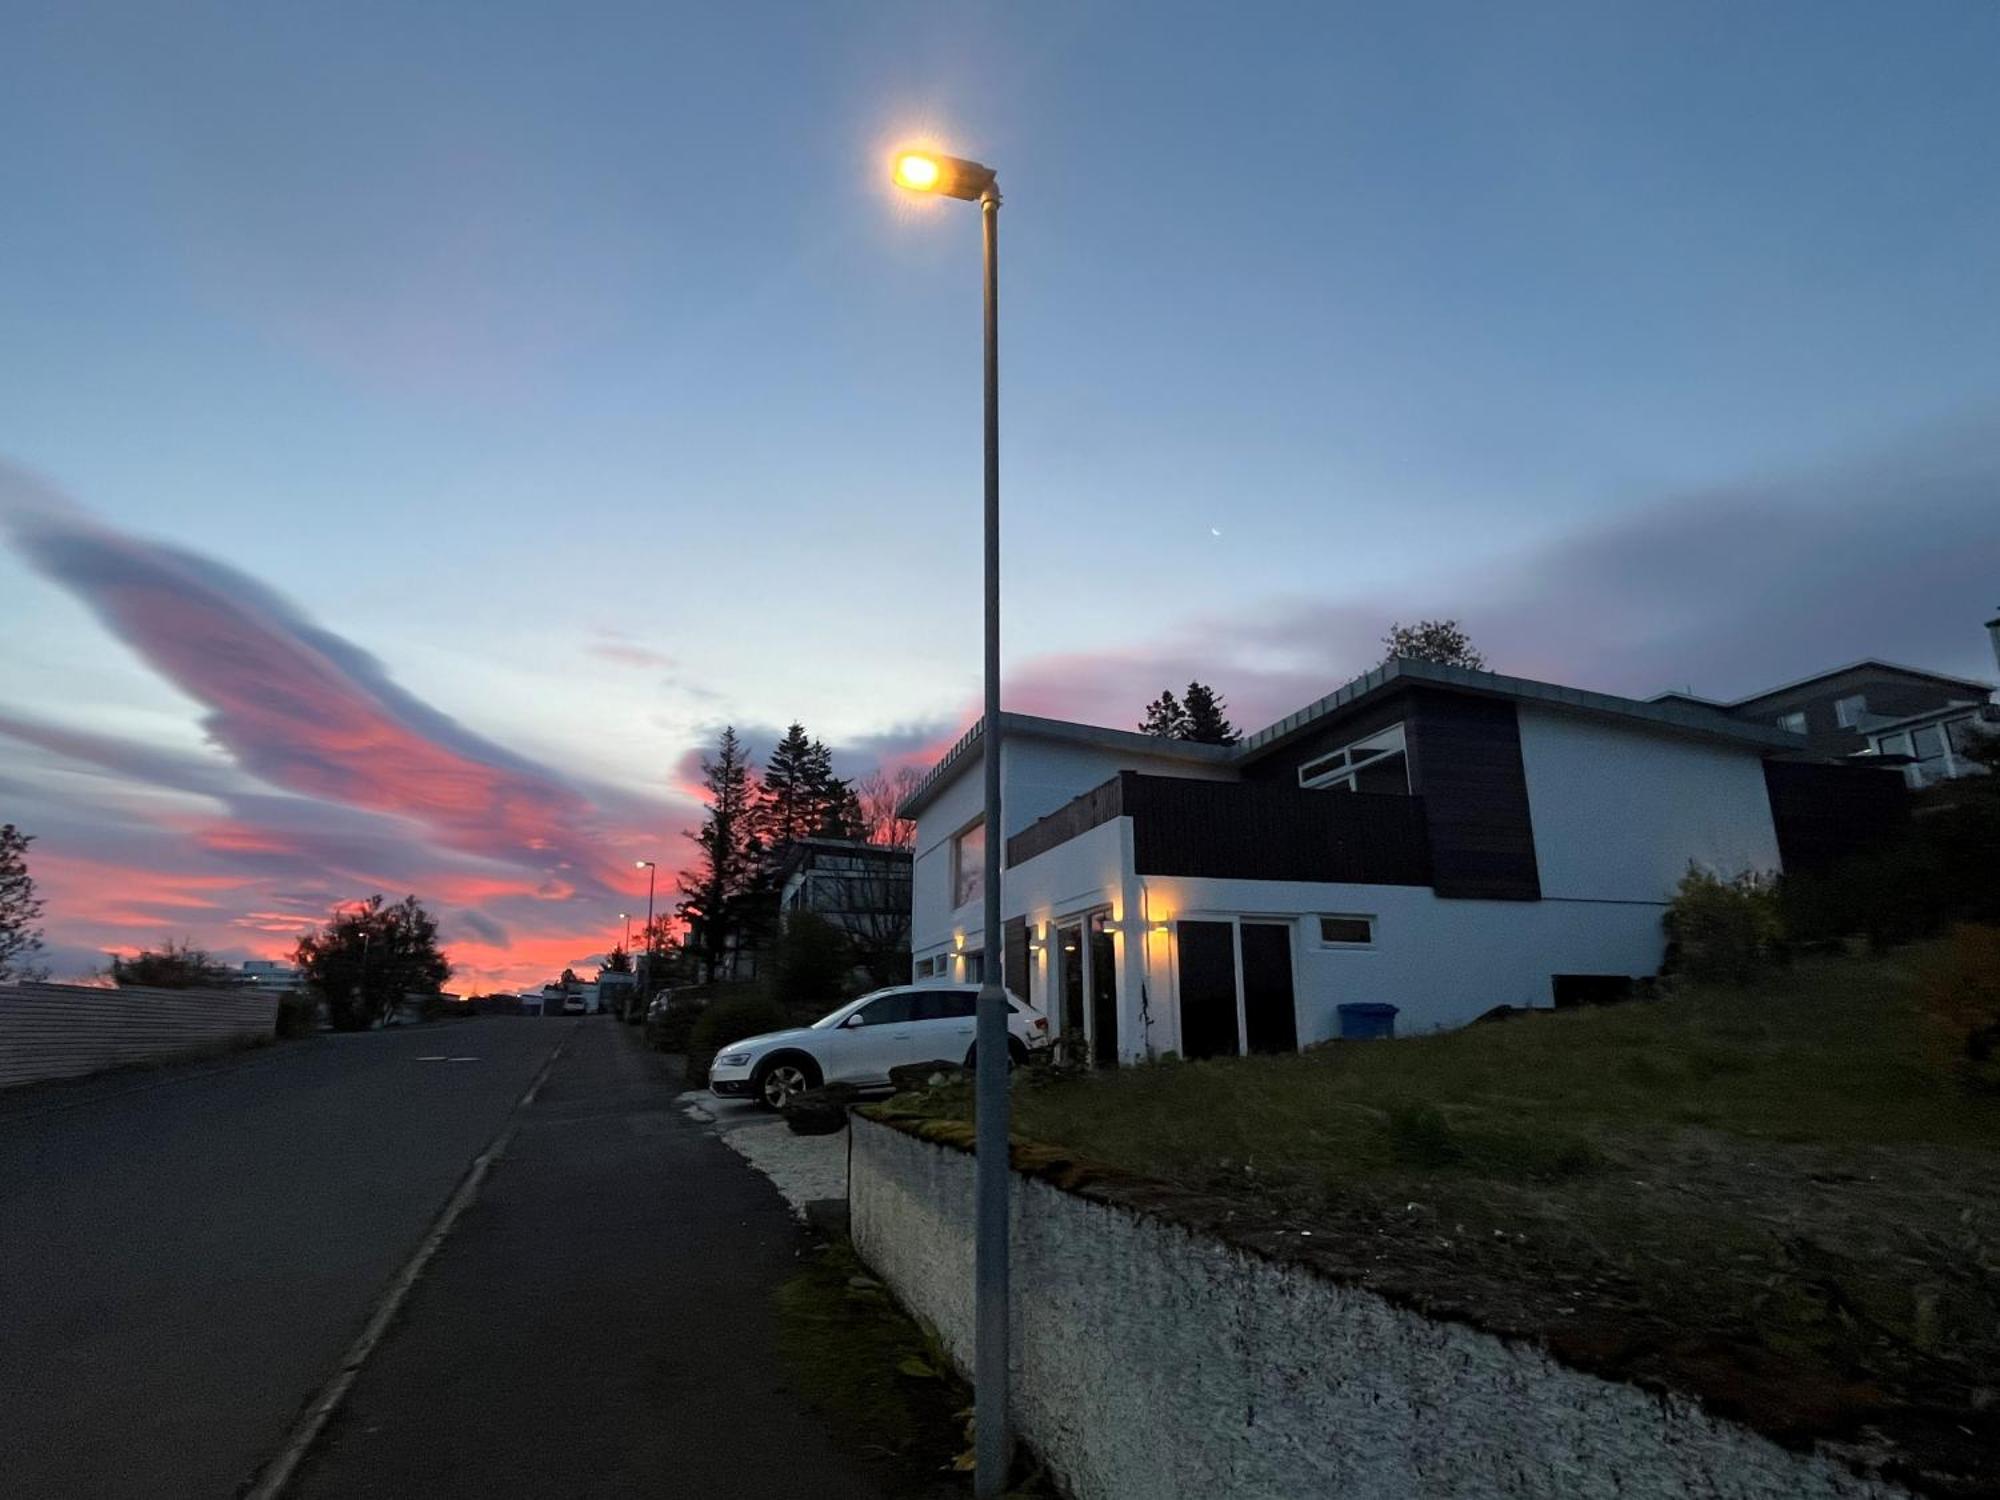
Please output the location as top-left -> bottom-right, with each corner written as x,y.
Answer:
619,911 -> 632,954
635,861 -> 658,988
891,144 -> 1010,1496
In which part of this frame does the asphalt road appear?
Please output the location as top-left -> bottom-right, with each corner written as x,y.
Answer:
0,1017 -> 876,1500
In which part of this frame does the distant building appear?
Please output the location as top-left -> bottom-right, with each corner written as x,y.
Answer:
1652,613 -> 1997,788
236,959 -> 303,993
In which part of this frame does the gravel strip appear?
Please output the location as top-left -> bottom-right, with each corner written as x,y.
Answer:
679,1091 -> 848,1218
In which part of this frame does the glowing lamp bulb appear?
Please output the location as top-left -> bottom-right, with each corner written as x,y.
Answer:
894,153 -> 942,192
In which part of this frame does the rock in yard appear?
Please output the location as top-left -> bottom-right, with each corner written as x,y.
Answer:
887,1060 -> 964,1093
784,1084 -> 857,1135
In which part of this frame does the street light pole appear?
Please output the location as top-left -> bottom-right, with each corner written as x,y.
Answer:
970,175 -> 1011,1497
636,861 -> 658,993
891,145 -> 1010,1498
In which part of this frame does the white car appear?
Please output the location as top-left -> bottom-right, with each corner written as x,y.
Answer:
708,985 -> 1050,1111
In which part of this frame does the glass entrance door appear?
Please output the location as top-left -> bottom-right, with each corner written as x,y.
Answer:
1056,922 -> 1086,1064
1087,912 -> 1118,1067
1240,922 -> 1298,1054
1176,921 -> 1241,1060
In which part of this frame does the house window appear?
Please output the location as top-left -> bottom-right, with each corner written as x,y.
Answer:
1949,719 -> 1988,754
1298,725 -> 1409,795
1834,694 -> 1868,729
1912,725 -> 1946,761
962,950 -> 984,984
1878,731 -> 1913,757
915,957 -> 935,980
1777,711 -> 1807,734
1318,915 -> 1375,947
952,821 -> 985,908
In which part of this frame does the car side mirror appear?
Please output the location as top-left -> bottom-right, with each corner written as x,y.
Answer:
842,1013 -> 867,1028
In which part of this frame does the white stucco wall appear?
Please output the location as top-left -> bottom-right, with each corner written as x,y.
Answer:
1133,876 -> 1665,1044
1516,706 -> 1783,899
850,1118 -> 1910,1500
910,735 -> 1234,979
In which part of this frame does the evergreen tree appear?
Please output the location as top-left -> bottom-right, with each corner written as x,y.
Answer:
600,945 -> 632,974
677,726 -> 759,982
757,723 -> 821,850
1139,689 -> 1188,739
1180,681 -> 1240,745
0,823 -> 46,983
757,723 -> 863,846
1381,619 -> 1486,670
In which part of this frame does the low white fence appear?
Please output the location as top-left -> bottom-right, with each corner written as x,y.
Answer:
0,982 -> 279,1091
848,1114 -> 1908,1500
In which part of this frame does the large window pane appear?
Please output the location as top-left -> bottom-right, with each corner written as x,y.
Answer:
1352,749 -> 1409,795
952,821 -> 985,908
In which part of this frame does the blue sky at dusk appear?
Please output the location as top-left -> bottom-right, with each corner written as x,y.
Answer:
3,2 -> 1996,987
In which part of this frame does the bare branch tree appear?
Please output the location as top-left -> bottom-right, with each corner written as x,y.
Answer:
856,765 -> 923,848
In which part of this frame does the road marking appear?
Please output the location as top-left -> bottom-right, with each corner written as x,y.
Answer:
446,1056 -> 479,1063
416,1056 -> 447,1062
241,1023 -> 577,1500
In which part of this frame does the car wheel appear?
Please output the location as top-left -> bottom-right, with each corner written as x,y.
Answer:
752,1054 -> 821,1112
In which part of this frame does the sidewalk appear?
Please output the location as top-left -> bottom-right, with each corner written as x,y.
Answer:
286,1021 -> 880,1499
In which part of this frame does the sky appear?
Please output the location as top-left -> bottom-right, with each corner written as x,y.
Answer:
2,1 -> 1996,990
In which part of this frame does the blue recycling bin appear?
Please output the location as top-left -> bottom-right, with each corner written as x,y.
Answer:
1337,1002 -> 1398,1041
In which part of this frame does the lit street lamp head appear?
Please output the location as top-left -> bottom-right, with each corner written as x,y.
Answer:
892,149 -> 997,202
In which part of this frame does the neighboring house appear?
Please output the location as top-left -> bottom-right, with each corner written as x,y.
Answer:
900,658 -> 1907,1063
777,837 -> 914,932
1651,613 -> 1997,787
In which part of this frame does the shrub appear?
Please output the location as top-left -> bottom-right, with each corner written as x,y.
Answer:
1663,866 -> 1781,985
647,995 -> 705,1054
1778,791 -> 2000,952
275,991 -> 318,1039
771,912 -> 854,1010
1914,924 -> 2000,1089
688,992 -> 795,1080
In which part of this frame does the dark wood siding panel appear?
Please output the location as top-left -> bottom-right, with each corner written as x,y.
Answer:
1005,774 -> 1126,867
1126,776 -> 1431,885
1003,916 -> 1030,997
1762,761 -> 1910,872
1405,692 -> 1541,900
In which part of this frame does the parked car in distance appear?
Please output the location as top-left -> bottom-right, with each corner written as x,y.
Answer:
561,992 -> 587,1015
709,985 -> 1050,1110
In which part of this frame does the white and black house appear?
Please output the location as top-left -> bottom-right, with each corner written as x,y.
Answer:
900,658 -> 1908,1063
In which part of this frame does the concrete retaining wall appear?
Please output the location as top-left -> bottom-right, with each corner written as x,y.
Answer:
849,1115 -> 1906,1500
0,982 -> 279,1090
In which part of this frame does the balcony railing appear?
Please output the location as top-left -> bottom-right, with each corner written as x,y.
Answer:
1007,772 -> 1432,887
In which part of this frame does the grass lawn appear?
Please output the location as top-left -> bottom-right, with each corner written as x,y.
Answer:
874,943 -> 2000,1495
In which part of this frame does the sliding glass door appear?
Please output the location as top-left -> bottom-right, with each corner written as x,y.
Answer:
1174,918 -> 1298,1059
